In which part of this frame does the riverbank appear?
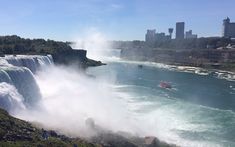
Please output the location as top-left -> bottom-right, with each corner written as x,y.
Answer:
0,108 -> 176,147
120,47 -> 235,73
0,108 -> 97,147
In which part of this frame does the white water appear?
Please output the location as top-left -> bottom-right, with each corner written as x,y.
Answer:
19,65 -> 144,138
0,82 -> 26,112
0,55 -> 53,112
0,53 -> 149,139
0,49 -> 234,147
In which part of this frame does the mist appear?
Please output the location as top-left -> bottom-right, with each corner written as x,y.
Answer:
15,64 -> 145,138
7,32 -> 145,139
10,34 -> 169,141
72,31 -> 120,61
1,35 -> 232,147
4,32 -> 216,146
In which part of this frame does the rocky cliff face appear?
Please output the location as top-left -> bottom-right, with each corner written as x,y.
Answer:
52,49 -> 87,65
0,35 -> 105,68
52,49 -> 105,68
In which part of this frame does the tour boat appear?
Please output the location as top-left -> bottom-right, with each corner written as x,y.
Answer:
138,65 -> 143,68
159,81 -> 172,89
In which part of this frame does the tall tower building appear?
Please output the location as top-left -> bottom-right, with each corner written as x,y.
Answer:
176,22 -> 185,39
223,17 -> 235,38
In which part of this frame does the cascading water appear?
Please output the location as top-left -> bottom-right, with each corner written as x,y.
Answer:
5,67 -> 41,107
0,55 -> 53,112
0,51 -> 234,147
4,55 -> 53,73
0,82 -> 26,112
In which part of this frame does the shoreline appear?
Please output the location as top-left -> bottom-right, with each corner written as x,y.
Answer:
120,57 -> 235,73
116,58 -> 235,81
0,108 -> 177,147
120,46 -> 235,73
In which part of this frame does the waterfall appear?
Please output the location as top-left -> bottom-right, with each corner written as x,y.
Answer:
0,55 -> 53,112
0,82 -> 26,112
5,55 -> 53,73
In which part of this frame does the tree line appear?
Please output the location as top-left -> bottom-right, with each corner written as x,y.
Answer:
151,37 -> 232,50
111,37 -> 233,50
0,35 -> 72,55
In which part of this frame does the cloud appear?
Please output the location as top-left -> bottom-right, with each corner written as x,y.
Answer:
110,4 -> 123,10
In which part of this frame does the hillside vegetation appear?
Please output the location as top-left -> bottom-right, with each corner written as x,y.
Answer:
0,35 -> 71,55
0,108 -> 97,147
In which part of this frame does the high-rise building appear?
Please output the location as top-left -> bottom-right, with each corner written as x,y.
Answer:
145,29 -> 156,44
223,17 -> 235,38
176,22 -> 185,39
185,30 -> 197,39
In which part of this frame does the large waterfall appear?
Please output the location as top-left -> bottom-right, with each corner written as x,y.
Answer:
0,55 -> 53,112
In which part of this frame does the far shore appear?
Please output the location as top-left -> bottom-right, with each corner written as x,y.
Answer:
120,58 -> 235,76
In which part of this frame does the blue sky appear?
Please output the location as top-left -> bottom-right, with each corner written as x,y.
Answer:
0,0 -> 234,41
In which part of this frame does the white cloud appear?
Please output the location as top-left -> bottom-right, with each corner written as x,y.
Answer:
110,3 -> 123,10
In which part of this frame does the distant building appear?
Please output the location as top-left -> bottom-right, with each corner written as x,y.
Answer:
145,29 -> 156,44
176,22 -> 185,39
145,29 -> 171,44
155,33 -> 169,41
223,17 -> 235,38
185,30 -> 197,39
168,28 -> 174,39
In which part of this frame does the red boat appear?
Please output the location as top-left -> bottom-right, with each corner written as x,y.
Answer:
159,81 -> 172,89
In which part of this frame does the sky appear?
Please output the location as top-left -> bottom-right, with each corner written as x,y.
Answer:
0,0 -> 235,41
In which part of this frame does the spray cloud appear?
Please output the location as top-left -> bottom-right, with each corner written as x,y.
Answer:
72,29 -> 119,61
16,65 -> 143,138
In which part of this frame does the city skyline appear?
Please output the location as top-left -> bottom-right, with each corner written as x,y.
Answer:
0,0 -> 235,41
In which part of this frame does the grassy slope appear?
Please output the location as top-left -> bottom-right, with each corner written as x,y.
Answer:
0,108 -> 177,147
0,108 -> 97,147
